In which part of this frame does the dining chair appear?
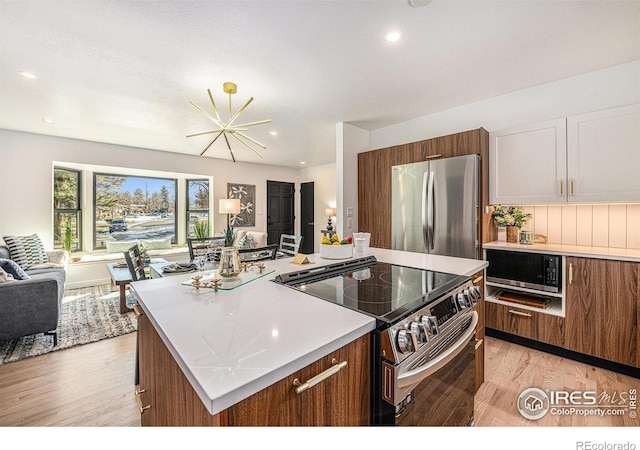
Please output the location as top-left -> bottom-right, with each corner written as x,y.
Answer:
187,237 -> 225,261
238,244 -> 278,261
278,234 -> 303,257
124,244 -> 147,281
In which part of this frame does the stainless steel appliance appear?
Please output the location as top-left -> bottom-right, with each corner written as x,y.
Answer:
392,154 -> 479,259
486,249 -> 562,293
273,256 -> 480,426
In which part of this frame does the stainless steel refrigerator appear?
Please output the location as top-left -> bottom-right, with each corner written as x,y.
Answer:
391,154 -> 479,259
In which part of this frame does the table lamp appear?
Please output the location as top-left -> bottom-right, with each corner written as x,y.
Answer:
219,199 -> 241,246
325,208 -> 336,231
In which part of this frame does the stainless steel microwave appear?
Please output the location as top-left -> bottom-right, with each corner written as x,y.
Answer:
485,249 -> 562,293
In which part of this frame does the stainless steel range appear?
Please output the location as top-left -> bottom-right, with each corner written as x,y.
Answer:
273,256 -> 480,426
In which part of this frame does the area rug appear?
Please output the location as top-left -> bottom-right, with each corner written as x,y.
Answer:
0,284 -> 137,365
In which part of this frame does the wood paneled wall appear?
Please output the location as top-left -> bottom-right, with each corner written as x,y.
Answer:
358,128 -> 496,251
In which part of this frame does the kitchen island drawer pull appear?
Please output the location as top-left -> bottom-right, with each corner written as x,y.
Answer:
133,304 -> 144,317
293,358 -> 347,394
508,309 -> 532,318
134,388 -> 151,414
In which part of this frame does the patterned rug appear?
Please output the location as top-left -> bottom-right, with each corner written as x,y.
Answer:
0,284 -> 137,365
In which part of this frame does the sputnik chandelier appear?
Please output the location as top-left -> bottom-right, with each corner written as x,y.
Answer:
187,82 -> 271,161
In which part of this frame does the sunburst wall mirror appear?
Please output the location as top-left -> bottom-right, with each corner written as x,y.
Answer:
187,82 -> 271,162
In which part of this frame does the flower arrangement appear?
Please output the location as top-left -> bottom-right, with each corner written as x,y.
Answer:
491,205 -> 532,229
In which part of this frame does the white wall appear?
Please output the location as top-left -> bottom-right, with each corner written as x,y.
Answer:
336,123 -> 369,240
369,60 -> 639,150
298,162 -> 336,253
0,129 -> 300,249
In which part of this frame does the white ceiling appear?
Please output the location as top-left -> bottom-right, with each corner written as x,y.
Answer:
1,0 -> 638,168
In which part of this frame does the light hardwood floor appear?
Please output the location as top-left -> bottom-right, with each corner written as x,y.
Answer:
0,333 -> 637,427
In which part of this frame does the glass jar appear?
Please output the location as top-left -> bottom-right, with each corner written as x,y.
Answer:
219,247 -> 241,278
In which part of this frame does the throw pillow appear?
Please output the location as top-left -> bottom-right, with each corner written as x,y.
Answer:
0,266 -> 14,283
0,258 -> 31,280
2,234 -> 49,270
237,233 -> 255,248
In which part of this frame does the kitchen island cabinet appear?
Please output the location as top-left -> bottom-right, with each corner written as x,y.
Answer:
136,306 -> 370,426
131,248 -> 487,426
565,257 -> 639,367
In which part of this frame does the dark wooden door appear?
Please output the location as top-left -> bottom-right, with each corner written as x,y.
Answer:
300,182 -> 314,254
266,181 -> 295,246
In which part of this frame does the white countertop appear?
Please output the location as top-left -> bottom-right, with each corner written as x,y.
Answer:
130,248 -> 487,416
483,241 -> 640,263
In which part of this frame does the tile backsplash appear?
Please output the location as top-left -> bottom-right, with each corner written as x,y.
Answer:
497,204 -> 640,249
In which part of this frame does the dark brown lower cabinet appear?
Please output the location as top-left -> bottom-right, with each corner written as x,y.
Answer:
565,257 -> 639,368
485,302 -> 565,348
136,308 -> 371,426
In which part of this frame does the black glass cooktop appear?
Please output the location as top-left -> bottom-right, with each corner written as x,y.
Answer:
274,257 -> 468,325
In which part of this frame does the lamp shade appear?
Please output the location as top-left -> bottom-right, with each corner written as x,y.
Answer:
325,208 -> 336,217
219,198 -> 241,214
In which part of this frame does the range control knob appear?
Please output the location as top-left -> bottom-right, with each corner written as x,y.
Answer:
457,292 -> 471,309
463,289 -> 476,306
471,286 -> 482,302
420,315 -> 438,337
396,329 -> 418,354
409,321 -> 428,345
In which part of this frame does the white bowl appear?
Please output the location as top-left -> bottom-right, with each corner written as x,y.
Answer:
320,243 -> 353,259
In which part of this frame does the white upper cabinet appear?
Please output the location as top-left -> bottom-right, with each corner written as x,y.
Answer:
566,104 -> 640,203
490,104 -> 640,205
490,118 -> 567,204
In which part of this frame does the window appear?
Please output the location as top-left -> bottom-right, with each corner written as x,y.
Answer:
94,173 -> 177,249
187,179 -> 210,238
54,168 -> 81,252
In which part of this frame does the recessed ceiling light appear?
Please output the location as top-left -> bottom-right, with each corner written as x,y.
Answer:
300,161 -> 306,165
42,118 -> 54,124
384,31 -> 403,42
269,131 -> 278,136
19,71 -> 38,79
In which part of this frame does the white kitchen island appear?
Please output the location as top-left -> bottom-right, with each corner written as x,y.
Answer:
130,247 -> 487,425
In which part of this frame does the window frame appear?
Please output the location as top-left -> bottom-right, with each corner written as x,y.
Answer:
186,178 -> 210,238
53,167 -> 82,252
92,172 -> 178,250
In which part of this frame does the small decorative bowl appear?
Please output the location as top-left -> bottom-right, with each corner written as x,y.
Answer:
319,244 -> 353,259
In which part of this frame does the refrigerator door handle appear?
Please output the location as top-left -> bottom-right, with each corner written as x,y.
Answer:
422,171 -> 430,251
427,171 -> 435,250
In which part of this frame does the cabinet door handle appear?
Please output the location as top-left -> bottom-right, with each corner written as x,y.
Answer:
559,180 -> 564,196
133,304 -> 144,317
569,263 -> 573,285
292,358 -> 347,394
475,338 -> 484,350
135,388 -> 151,414
508,309 -> 532,318
570,178 -> 576,197
472,275 -> 484,284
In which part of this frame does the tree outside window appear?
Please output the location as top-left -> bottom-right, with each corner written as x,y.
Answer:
94,173 -> 177,249
187,179 -> 210,238
53,168 -> 81,252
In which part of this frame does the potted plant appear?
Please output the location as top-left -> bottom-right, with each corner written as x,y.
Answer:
64,222 -> 73,253
193,219 -> 209,239
491,205 -> 532,243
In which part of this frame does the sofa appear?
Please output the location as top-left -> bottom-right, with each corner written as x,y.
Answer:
0,243 -> 68,346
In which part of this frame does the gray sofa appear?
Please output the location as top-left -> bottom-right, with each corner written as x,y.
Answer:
0,245 -> 67,346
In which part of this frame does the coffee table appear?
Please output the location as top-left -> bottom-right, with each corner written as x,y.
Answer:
107,258 -> 167,313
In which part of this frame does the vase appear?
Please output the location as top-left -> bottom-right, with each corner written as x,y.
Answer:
218,247 -> 241,278
506,226 -> 519,243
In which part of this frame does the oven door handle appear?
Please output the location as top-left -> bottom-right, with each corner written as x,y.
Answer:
397,311 -> 477,389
